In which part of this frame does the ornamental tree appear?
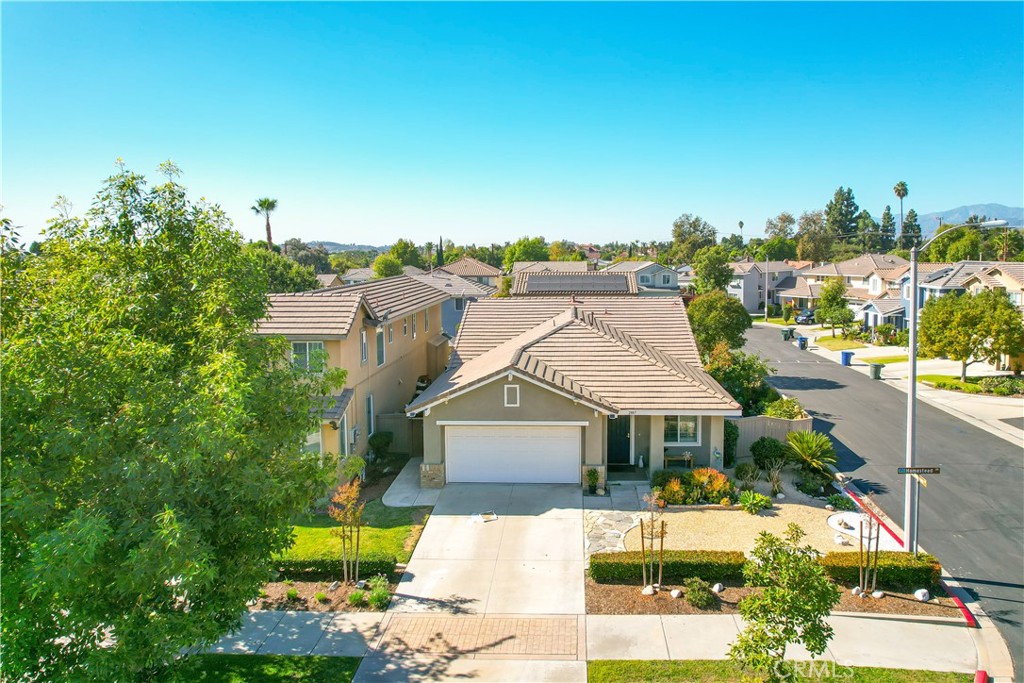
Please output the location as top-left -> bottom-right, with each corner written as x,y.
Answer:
372,252 -> 403,278
816,277 -> 854,337
691,245 -> 733,294
687,290 -> 753,357
502,236 -> 550,271
729,523 -> 841,683
1,165 -> 345,681
919,290 -> 1024,382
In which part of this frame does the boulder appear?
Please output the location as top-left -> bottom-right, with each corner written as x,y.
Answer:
834,533 -> 849,545
851,586 -> 862,596
871,590 -> 885,599
328,581 -> 340,592
914,589 -> 930,602
641,585 -> 656,596
825,504 -> 835,511
776,493 -> 786,500
670,589 -> 682,599
712,583 -> 724,594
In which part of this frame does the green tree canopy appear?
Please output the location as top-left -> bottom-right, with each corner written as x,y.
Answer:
687,290 -> 753,357
764,211 -> 796,240
795,210 -> 832,263
816,277 -> 855,337
388,238 -> 425,269
280,237 -> 331,273
900,208 -> 922,249
754,236 -> 797,262
503,236 -> 550,271
824,186 -> 859,240
691,245 -> 733,293
251,197 -> 278,247
245,243 -> 320,292
372,252 -> 403,278
704,342 -> 776,415
879,205 -> 897,252
1,167 -> 344,680
855,210 -> 879,253
919,290 -> 1024,381
669,213 -> 717,264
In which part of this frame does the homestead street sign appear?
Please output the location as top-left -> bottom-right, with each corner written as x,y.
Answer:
898,467 -> 941,475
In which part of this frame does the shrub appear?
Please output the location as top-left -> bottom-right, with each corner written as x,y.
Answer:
257,588 -> 268,599
739,490 -> 772,515
348,589 -> 367,606
894,329 -> 908,347
719,497 -> 732,506
684,577 -> 717,609
875,323 -> 896,343
734,462 -> 760,486
979,376 -> 1024,395
782,305 -> 793,324
286,588 -> 299,601
652,469 -> 692,489
368,587 -> 391,610
660,477 -> 686,505
586,467 -> 600,487
795,476 -> 827,497
762,397 -> 805,420
315,591 -> 329,603
688,468 -> 736,505
367,574 -> 390,592
368,431 -> 393,460
750,437 -> 787,470
590,550 -> 747,584
724,420 -> 739,468
826,493 -> 855,511
819,551 -> 941,592
785,431 -> 837,476
274,552 -> 398,582
765,460 -> 785,496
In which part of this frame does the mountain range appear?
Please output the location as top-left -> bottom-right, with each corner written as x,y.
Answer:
308,241 -> 385,253
917,204 -> 1023,236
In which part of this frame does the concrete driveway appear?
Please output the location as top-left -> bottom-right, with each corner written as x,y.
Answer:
390,483 -> 585,615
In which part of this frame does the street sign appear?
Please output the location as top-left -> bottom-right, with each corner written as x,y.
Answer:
898,467 -> 940,475
912,474 -> 927,488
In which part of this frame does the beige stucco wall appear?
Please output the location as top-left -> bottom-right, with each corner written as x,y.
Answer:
659,415 -> 725,469
422,378 -> 603,471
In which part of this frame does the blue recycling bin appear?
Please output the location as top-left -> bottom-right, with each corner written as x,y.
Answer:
840,350 -> 854,366
797,336 -> 808,350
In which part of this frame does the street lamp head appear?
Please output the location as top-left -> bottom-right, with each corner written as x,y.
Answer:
977,220 -> 1008,227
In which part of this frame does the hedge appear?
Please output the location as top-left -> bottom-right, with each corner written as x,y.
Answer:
273,551 -> 398,582
819,551 -> 941,592
590,550 -> 746,584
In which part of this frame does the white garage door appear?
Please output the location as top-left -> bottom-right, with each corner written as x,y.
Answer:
445,425 -> 581,484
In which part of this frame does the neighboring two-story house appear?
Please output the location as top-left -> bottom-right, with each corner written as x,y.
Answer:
437,256 -> 502,287
411,270 -> 496,336
728,258 -> 810,312
961,263 -> 1024,310
257,275 -> 451,471
601,260 -> 679,296
798,254 -> 908,322
511,271 -> 639,297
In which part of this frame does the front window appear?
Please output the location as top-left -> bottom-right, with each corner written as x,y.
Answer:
661,273 -> 671,286
291,341 -> 325,371
664,416 -> 700,445
504,384 -> 520,407
639,274 -> 652,285
376,328 -> 385,366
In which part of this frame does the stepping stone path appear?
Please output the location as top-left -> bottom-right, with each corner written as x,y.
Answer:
584,510 -> 642,559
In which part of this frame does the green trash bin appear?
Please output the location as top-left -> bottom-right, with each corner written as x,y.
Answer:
868,363 -> 883,380
781,329 -> 792,341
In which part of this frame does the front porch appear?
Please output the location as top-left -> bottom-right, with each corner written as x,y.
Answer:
603,414 -> 725,481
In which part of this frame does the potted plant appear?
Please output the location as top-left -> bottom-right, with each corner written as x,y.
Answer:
586,467 -> 600,494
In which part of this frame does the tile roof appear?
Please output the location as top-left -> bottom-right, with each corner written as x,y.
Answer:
341,267 -> 374,282
318,389 -> 354,421
987,263 -> 1024,286
730,260 -> 802,275
411,271 -> 497,297
512,271 -> 638,296
511,260 -> 590,274
920,261 -> 1002,289
861,298 -> 905,316
408,299 -> 739,415
602,260 -> 658,273
803,254 -> 909,277
257,275 -> 450,338
316,273 -> 342,287
437,256 -> 502,278
403,265 -> 425,276
775,276 -> 822,299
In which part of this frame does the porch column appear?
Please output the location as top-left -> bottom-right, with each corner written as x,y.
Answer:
709,416 -> 725,470
649,415 -> 665,472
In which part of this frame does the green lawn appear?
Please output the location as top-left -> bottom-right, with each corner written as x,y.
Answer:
280,500 -> 428,564
917,374 -> 986,394
868,354 -> 932,365
587,661 -> 972,683
814,337 -> 866,351
165,655 -> 360,682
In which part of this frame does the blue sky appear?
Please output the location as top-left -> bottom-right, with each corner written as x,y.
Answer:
4,2 -> 1023,246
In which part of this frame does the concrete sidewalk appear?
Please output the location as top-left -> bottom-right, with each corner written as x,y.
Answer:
210,609 -> 980,679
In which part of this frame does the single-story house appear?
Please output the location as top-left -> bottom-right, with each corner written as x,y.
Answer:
316,273 -> 343,288
602,260 -> 680,295
437,256 -> 502,287
511,271 -> 639,297
406,297 -> 741,488
511,260 -> 591,274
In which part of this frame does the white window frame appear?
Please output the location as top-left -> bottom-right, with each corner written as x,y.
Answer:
424,307 -> 430,332
303,429 -> 322,456
366,394 -> 375,435
387,323 -> 394,344
639,274 -> 652,285
339,414 -> 349,456
376,328 -> 386,367
454,297 -> 465,311
664,415 -> 701,446
291,341 -> 325,371
503,384 -> 520,408
661,273 -> 672,286
403,318 -> 408,336
412,313 -> 417,339
360,329 -> 368,364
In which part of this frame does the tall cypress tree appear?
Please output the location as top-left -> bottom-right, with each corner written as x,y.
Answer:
824,186 -> 859,242
879,205 -> 896,252
901,209 -> 922,249
436,236 -> 444,268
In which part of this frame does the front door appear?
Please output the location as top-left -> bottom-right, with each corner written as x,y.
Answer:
607,417 -> 631,465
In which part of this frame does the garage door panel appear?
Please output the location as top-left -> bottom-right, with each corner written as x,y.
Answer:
446,425 -> 581,484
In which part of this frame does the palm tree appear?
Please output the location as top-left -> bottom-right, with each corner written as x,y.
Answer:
893,181 -> 908,248
251,198 -> 278,248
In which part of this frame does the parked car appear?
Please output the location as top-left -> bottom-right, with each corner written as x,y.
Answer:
795,308 -> 816,324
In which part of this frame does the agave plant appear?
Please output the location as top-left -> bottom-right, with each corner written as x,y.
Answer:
785,431 -> 837,477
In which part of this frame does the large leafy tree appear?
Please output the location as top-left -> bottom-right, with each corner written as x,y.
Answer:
1,166 -> 344,680
704,342 -> 775,415
824,186 -> 859,241
503,236 -> 550,271
388,238 -> 425,269
372,252 -> 403,278
729,524 -> 840,683
668,213 -> 717,264
795,210 -> 832,263
251,197 -> 278,248
855,210 -> 879,253
919,290 -> 1024,381
687,290 -> 753,357
816,277 -> 854,337
754,236 -> 797,262
244,243 -> 319,292
281,237 -> 331,273
691,245 -> 733,294
764,211 -> 796,240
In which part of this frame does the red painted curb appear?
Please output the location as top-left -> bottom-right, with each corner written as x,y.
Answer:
841,485 -> 979,628
974,670 -> 988,683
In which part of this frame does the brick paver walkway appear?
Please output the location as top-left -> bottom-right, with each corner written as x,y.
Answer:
376,614 -> 579,658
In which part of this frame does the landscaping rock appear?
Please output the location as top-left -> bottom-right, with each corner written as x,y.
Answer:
914,589 -> 931,602
825,504 -> 835,511
851,586 -> 862,596
871,590 -> 886,599
712,583 -> 724,594
834,533 -> 849,545
670,589 -> 682,599
328,581 -> 340,592
641,585 -> 656,596
776,493 -> 786,500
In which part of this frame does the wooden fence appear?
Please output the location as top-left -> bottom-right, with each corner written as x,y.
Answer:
729,414 -> 813,460
375,413 -> 423,457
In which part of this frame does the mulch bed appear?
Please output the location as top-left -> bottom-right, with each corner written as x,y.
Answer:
253,580 -> 396,613
585,577 -> 961,619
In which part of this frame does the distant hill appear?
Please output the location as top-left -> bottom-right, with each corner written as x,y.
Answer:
918,204 -> 1023,236
309,241 -> 385,253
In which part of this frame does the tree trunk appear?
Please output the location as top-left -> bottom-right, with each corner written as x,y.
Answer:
961,360 -> 968,383
265,215 -> 273,248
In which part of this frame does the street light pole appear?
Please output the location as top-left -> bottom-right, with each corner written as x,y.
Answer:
903,219 -> 1007,553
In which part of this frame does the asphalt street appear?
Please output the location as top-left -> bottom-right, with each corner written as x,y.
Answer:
744,325 -> 1024,677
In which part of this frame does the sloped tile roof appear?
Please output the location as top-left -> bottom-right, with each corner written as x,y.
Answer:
512,271 -> 638,296
803,254 -> 909,277
602,260 -> 659,273
411,271 -> 496,297
921,261 -> 1002,289
775,276 -> 822,299
861,298 -> 905,316
258,275 -> 450,337
511,260 -> 590,274
407,301 -> 738,414
437,256 -> 502,278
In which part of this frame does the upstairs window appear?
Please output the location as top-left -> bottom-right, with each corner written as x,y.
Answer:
639,274 -> 652,285
292,341 -> 325,371
454,298 -> 465,311
661,273 -> 672,286
360,329 -> 368,364
403,318 -> 408,336
376,328 -> 386,366
412,314 -> 417,339
388,323 -> 394,344
424,308 -> 430,332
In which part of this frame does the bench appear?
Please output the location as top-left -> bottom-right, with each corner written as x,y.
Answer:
664,452 -> 694,469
